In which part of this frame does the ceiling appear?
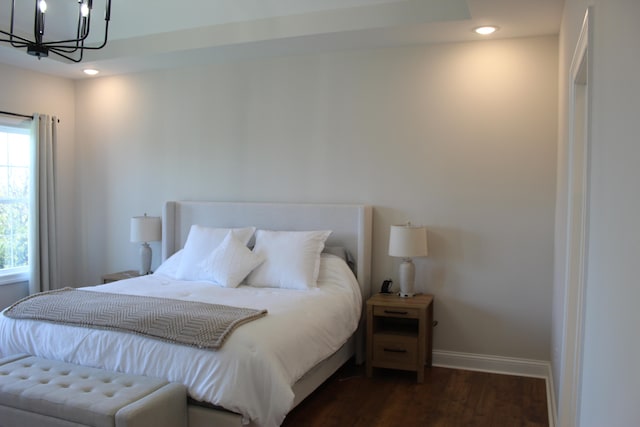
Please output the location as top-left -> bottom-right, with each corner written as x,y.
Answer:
0,0 -> 565,80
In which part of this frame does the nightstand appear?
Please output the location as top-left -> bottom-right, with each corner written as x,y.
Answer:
366,293 -> 434,383
102,270 -> 141,284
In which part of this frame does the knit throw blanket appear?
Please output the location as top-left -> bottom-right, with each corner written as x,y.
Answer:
4,288 -> 267,349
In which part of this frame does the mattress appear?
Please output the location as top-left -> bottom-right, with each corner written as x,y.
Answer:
0,254 -> 362,427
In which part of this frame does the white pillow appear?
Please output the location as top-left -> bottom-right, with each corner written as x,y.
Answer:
176,225 -> 256,281
246,229 -> 331,290
153,249 -> 183,279
198,232 -> 264,288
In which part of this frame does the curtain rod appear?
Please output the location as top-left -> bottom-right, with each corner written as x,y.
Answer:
0,110 -> 34,120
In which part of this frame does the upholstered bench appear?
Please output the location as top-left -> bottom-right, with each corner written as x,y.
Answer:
0,354 -> 187,427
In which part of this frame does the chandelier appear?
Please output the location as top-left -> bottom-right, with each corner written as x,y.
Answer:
0,0 -> 112,63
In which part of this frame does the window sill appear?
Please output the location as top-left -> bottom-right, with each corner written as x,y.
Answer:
0,271 -> 29,286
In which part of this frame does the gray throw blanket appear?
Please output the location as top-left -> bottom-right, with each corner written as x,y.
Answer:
4,288 -> 267,349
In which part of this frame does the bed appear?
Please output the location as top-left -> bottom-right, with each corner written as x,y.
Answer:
0,201 -> 373,427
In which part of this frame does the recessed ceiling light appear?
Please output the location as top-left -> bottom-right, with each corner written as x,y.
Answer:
473,26 -> 499,35
83,68 -> 99,76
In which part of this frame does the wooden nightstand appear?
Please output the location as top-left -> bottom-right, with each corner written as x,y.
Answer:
102,270 -> 141,284
366,293 -> 434,383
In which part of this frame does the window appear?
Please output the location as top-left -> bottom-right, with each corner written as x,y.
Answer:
0,123 -> 31,284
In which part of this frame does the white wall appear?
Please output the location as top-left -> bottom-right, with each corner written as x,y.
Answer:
555,1 -> 640,425
73,36 -> 558,360
0,63 -> 76,309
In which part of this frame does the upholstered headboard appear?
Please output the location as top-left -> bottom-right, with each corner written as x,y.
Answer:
161,201 -> 373,299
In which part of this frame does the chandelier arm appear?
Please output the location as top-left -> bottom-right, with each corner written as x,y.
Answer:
41,35 -> 89,46
39,17 -> 92,46
49,50 -> 82,63
49,46 -> 82,54
81,0 -> 111,51
0,30 -> 31,46
9,0 -> 18,36
49,46 -> 84,63
45,20 -> 110,51
83,20 -> 110,50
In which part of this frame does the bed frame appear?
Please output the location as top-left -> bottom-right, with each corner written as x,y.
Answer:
161,201 -> 373,427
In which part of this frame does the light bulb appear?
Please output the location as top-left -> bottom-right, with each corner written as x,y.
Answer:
473,26 -> 498,35
38,0 -> 47,13
81,2 -> 90,17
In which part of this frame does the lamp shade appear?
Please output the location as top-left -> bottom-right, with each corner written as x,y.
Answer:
388,224 -> 428,258
130,215 -> 161,243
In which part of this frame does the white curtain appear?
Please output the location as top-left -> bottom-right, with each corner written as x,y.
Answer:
29,114 -> 59,294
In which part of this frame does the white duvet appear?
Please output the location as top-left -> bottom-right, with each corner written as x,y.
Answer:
0,255 -> 362,427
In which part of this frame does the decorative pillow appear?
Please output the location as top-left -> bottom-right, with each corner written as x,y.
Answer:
153,249 -> 183,279
197,232 -> 264,287
176,225 -> 256,281
246,229 -> 331,290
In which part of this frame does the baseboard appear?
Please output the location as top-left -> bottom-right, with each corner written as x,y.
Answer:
546,363 -> 557,427
433,349 -> 548,377
433,350 -> 555,427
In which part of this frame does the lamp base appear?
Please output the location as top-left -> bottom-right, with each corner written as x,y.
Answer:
139,242 -> 152,275
398,258 -> 416,298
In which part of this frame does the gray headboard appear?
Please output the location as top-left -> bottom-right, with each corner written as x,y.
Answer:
162,201 -> 373,299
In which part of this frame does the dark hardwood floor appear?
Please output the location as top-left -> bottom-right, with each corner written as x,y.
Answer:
282,361 -> 548,427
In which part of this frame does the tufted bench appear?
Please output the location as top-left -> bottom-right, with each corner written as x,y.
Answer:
0,354 -> 187,427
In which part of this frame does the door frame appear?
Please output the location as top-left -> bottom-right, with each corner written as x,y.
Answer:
558,7 -> 592,427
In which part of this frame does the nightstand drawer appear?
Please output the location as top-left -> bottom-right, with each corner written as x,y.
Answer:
373,305 -> 420,319
372,334 -> 418,366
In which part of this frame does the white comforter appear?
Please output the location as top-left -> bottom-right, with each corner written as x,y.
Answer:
0,255 -> 362,427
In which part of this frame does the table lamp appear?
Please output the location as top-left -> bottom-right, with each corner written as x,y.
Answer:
130,214 -> 162,275
388,223 -> 428,297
